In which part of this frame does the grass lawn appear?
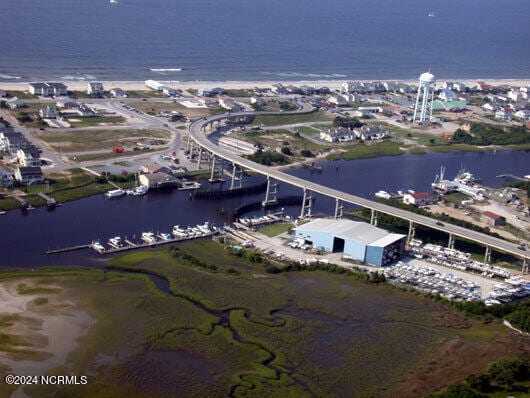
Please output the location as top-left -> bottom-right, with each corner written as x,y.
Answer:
1,242 -> 527,397
254,110 -> 333,126
327,140 -> 404,160
34,128 -> 170,152
258,222 -> 294,237
69,148 -> 162,162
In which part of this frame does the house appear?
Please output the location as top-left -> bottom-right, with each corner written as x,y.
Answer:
327,95 -> 347,106
319,127 -> 355,143
198,87 -> 225,97
481,211 -> 506,226
47,83 -> 67,96
271,84 -> 288,95
403,192 -> 436,206
0,90 -> 6,98
250,97 -> 265,106
514,110 -> 530,121
342,93 -> 361,103
481,102 -> 499,112
29,83 -> 53,96
299,85 -> 316,95
14,166 -> 44,185
357,106 -> 383,114
438,89 -> 457,102
474,81 -> 494,92
1,131 -> 30,154
342,81 -> 365,93
110,88 -> 127,98
218,96 -> 243,112
0,166 -> 14,188
353,109 -> 372,118
457,94 -> 471,104
76,104 -> 97,117
160,86 -> 176,96
354,125 -> 389,140
383,81 -> 399,92
16,148 -> 40,167
6,97 -> 23,109
138,172 -> 178,189
39,106 -> 59,119
56,98 -> 78,109
495,108 -> 512,120
87,82 -> 104,96
507,89 -> 525,102
396,83 -> 414,94
452,82 -> 467,92
28,82 -> 67,96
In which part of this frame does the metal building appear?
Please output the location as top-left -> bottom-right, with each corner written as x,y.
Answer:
293,218 -> 405,266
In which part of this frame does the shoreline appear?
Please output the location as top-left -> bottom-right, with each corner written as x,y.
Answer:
1,78 -> 529,92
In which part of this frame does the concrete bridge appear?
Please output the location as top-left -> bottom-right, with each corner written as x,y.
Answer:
187,105 -> 530,268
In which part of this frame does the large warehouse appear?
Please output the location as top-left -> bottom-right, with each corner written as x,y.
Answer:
293,218 -> 405,266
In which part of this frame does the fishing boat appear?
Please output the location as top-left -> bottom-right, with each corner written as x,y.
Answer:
141,232 -> 157,244
91,241 -> 105,252
108,236 -> 123,248
105,188 -> 125,198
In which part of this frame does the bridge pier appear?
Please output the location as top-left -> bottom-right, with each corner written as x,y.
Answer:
448,233 -> 455,250
229,164 -> 243,190
208,156 -> 225,183
370,209 -> 378,226
334,198 -> 343,219
300,188 -> 313,219
196,148 -> 203,170
262,176 -> 278,207
407,221 -> 416,244
484,246 -> 492,264
523,259 -> 528,274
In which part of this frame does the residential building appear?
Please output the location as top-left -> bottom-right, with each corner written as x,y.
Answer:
354,125 -> 389,140
271,84 -> 288,95
28,82 -> 67,96
482,102 -> 499,112
139,162 -> 172,175
218,96 -> 243,112
1,131 -> 31,154
47,83 -> 67,96
495,108 -> 512,120
145,80 -> 164,91
250,97 -> 265,106
0,166 -> 14,188
357,106 -> 383,114
198,87 -> 225,97
16,148 -> 41,167
14,166 -> 44,185
319,127 -> 355,143
0,90 -> 6,98
56,98 -> 78,108
161,86 -> 176,96
39,106 -> 59,119
327,95 -> 347,106
110,88 -> 127,98
299,85 -> 316,95
438,89 -> 457,102
87,82 -> 104,96
514,109 -> 530,121
138,172 -> 178,189
6,97 -> 23,109
292,218 -> 405,267
403,192 -> 436,206
481,211 -> 506,226
76,104 -> 97,117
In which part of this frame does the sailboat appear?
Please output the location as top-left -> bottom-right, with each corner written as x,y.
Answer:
428,11 -> 435,17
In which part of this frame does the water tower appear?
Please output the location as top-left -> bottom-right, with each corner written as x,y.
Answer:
413,71 -> 436,123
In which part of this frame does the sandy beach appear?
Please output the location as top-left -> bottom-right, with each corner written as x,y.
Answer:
0,78 -> 529,92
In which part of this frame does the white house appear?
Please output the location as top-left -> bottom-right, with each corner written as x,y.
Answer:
39,106 -> 59,119
218,96 -> 242,112
482,103 -> 499,112
0,166 -> 14,188
319,127 -> 355,143
514,110 -> 530,121
87,82 -> 104,96
0,90 -> 7,98
327,95 -> 347,106
439,89 -> 457,102
495,108 -> 513,120
198,87 -> 225,97
14,166 -> 44,185
16,149 -> 40,167
403,192 -> 436,206
6,97 -> 23,109
56,98 -> 78,108
354,125 -> 389,141
110,88 -> 127,98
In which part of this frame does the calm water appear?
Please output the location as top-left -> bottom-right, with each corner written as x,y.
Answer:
0,0 -> 529,82
1,150 -> 528,268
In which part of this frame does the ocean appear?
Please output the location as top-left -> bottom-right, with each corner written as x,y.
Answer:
0,0 -> 529,82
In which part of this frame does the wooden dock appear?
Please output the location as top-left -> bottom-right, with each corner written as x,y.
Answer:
37,192 -> 58,207
46,231 -> 221,256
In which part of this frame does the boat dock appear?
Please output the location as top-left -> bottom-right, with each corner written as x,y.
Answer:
46,244 -> 90,255
37,192 -> 58,207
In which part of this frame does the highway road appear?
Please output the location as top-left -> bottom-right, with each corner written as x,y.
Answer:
189,106 -> 530,262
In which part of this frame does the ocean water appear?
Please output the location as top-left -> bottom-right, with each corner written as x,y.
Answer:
0,0 -> 529,82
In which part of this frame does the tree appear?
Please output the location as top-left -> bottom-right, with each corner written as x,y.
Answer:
300,149 -> 313,157
281,146 -> 292,155
429,138 -> 436,144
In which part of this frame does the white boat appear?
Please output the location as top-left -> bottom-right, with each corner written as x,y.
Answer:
108,236 -> 123,248
132,186 -> 148,196
172,225 -> 188,237
197,222 -> 212,234
110,0 -> 118,4
0,211 -> 5,216
428,11 -> 435,17
158,233 -> 172,241
375,190 -> 392,200
141,232 -> 157,244
105,189 -> 125,198
91,241 -> 105,252
178,181 -> 201,190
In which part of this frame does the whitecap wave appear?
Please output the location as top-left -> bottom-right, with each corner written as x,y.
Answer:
61,75 -> 86,81
261,71 -> 346,78
0,74 -> 21,80
150,68 -> 182,72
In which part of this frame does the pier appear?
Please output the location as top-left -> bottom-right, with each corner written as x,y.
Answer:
37,192 -> 58,207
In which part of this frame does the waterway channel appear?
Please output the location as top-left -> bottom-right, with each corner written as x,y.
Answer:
0,150 -> 528,268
